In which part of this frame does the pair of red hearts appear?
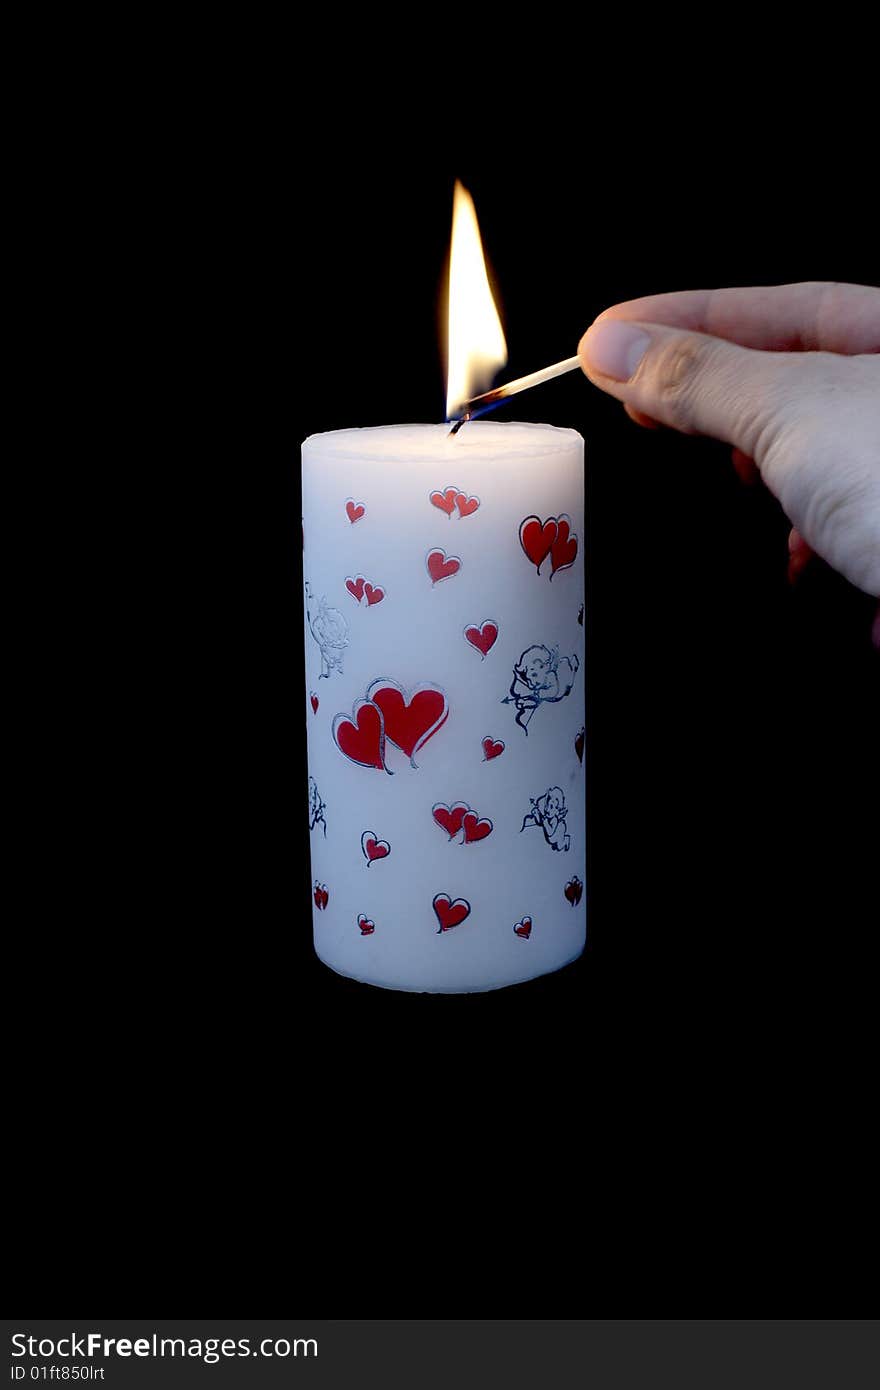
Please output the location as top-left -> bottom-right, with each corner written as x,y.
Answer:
333,679 -> 448,772
433,893 -> 471,932
345,499 -> 366,524
346,574 -> 385,606
564,876 -> 583,906
430,485 -> 480,519
361,830 -> 391,866
513,916 -> 532,939
313,883 -> 329,911
482,736 -> 504,761
464,619 -> 498,658
357,913 -> 375,935
519,514 -> 578,579
432,802 -> 493,844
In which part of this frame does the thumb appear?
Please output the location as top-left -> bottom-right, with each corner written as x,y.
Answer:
579,318 -> 794,458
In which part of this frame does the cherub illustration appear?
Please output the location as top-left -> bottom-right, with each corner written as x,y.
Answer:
305,581 -> 349,679
502,644 -> 579,735
308,776 -> 327,836
520,786 -> 571,852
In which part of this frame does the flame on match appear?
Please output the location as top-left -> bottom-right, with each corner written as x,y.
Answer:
445,181 -> 507,420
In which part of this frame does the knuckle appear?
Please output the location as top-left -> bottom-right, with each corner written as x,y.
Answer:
646,335 -> 713,430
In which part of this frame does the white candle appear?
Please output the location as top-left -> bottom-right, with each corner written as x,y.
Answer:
302,420 -> 585,992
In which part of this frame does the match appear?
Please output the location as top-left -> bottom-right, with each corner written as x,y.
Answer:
448,355 -> 582,435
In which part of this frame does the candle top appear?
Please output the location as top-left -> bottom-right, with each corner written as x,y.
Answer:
303,421 -> 582,460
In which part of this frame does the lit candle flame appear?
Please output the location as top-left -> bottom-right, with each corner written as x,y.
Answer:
445,181 -> 507,420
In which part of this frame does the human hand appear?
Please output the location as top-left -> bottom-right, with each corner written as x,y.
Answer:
578,283 -> 880,614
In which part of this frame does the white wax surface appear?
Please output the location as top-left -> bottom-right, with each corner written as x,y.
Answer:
303,422 -> 586,992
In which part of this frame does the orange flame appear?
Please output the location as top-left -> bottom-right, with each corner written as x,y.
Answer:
445,181 -> 507,418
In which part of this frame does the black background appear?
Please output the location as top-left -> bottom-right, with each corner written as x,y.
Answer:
16,108 -> 878,1312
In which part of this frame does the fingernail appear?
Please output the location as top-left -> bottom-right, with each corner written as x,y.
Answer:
583,321 -> 651,382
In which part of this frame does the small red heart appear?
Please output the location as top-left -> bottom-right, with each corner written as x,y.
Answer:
519,516 -> 558,571
430,486 -> 458,517
363,582 -> 385,606
482,736 -> 504,761
550,516 -> 578,578
310,693 -> 319,715
346,575 -> 366,603
346,500 -> 366,524
432,802 -> 469,839
462,810 -> 493,844
575,728 -> 585,764
332,701 -> 387,772
564,877 -> 583,907
514,916 -> 532,939
357,913 -> 375,936
368,680 -> 448,764
426,548 -> 461,585
314,883 -> 329,911
464,620 -> 498,658
455,492 -> 480,518
361,830 -> 391,865
433,893 -> 471,932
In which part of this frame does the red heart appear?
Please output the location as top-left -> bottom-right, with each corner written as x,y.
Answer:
426,548 -> 461,584
361,830 -> 391,865
455,492 -> 480,518
432,802 -> 469,839
575,728 -> 585,764
519,516 -> 558,571
314,883 -> 328,911
464,620 -> 498,658
564,877 -> 583,907
367,680 -> 448,764
346,575 -> 366,603
310,693 -> 319,714
433,893 -> 471,932
462,810 -> 493,844
357,913 -> 375,936
482,736 -> 504,761
550,516 -> 578,578
430,486 -> 458,517
332,700 -> 387,772
514,916 -> 532,939
363,582 -> 385,606
346,499 -> 366,524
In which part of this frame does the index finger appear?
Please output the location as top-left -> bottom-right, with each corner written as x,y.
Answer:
595,281 -> 880,354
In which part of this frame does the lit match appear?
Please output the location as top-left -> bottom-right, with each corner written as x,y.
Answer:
448,355 -> 582,436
